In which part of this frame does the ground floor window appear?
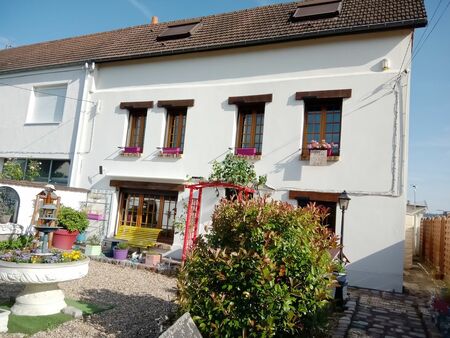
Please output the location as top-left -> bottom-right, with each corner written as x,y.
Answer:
296,199 -> 336,232
118,189 -> 178,244
1,158 -> 70,186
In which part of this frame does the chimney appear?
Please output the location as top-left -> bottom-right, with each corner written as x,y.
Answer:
151,16 -> 159,25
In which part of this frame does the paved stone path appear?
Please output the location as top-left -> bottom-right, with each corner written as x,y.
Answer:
331,262 -> 444,338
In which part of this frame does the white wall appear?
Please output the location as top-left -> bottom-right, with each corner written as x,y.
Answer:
75,29 -> 412,291
0,182 -> 87,232
0,66 -> 87,184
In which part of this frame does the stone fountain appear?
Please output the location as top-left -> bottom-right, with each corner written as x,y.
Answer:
0,185 -> 90,316
0,258 -> 89,316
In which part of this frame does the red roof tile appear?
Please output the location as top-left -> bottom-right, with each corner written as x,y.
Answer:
0,0 -> 427,74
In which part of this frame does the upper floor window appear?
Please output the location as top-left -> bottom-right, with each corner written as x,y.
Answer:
236,103 -> 265,155
157,99 -> 194,156
295,89 -> 351,160
27,85 -> 67,124
119,101 -> 154,155
165,108 -> 187,153
126,109 -> 147,153
302,99 -> 342,158
228,94 -> 272,156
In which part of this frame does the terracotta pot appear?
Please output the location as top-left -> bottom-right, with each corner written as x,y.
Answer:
0,214 -> 11,224
145,254 -> 161,267
52,229 -> 79,250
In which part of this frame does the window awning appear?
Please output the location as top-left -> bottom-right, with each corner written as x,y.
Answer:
228,94 -> 273,105
107,175 -> 186,192
288,190 -> 340,203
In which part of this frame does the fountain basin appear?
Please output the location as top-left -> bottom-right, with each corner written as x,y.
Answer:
0,258 -> 89,316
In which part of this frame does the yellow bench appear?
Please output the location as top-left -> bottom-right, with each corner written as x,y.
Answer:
115,225 -> 161,249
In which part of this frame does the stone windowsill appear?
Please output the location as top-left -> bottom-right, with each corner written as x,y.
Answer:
300,155 -> 340,162
158,152 -> 183,159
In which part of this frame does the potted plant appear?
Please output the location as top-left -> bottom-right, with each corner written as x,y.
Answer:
209,153 -> 266,199
332,260 -> 347,305
113,242 -> 129,260
53,206 -> 89,250
0,204 -> 13,224
144,249 -> 161,266
85,234 -> 102,256
0,192 -> 13,224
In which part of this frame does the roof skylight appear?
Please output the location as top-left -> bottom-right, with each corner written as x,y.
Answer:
292,0 -> 342,21
157,21 -> 201,41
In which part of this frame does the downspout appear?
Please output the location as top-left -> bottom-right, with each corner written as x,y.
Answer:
69,62 -> 95,187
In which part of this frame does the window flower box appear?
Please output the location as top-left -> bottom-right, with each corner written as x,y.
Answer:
235,148 -> 257,156
87,213 -> 104,221
121,146 -> 142,156
159,147 -> 182,158
306,140 -> 339,165
162,147 -> 181,155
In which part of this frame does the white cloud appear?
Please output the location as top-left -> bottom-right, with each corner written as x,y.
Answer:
127,0 -> 152,20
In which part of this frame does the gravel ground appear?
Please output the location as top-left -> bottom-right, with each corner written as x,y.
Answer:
0,261 -> 178,338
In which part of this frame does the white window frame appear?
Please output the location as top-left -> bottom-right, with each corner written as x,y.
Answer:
26,83 -> 68,124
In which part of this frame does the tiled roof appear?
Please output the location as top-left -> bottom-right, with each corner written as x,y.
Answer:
0,0 -> 427,74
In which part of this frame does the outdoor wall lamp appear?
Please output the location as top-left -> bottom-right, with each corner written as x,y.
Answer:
338,190 -> 351,261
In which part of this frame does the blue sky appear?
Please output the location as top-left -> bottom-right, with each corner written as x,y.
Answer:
0,0 -> 448,212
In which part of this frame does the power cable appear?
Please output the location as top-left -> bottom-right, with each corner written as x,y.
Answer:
0,81 -> 97,105
408,0 -> 450,67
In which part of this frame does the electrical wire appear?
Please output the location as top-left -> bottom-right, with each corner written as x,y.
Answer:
0,80 -> 97,105
409,0 -> 450,65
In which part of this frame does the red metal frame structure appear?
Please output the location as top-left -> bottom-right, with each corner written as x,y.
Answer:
182,181 -> 255,261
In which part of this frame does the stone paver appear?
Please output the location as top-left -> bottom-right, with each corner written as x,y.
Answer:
331,262 -> 444,338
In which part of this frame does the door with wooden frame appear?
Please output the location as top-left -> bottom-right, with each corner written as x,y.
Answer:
118,189 -> 178,243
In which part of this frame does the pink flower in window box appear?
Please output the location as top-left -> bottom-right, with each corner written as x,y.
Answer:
123,146 -> 142,154
162,147 -> 181,155
235,148 -> 257,156
307,140 -> 339,156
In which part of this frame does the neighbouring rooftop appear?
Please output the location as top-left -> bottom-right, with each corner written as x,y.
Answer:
0,0 -> 427,74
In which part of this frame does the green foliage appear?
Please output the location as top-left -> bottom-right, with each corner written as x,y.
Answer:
86,234 -> 101,246
0,191 -> 14,215
116,242 -> 129,250
209,153 -> 267,188
1,159 -> 24,180
0,158 -> 42,181
178,198 -> 337,337
0,235 -> 34,251
57,206 -> 89,233
25,160 -> 41,181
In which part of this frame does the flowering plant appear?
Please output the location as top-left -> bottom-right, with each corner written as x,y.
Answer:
307,139 -> 338,150
0,249 -> 85,264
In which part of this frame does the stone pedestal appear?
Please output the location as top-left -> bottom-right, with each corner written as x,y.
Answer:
0,309 -> 10,333
0,258 -> 89,316
11,283 -> 66,316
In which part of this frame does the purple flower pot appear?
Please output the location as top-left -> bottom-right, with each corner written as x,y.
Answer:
236,148 -> 256,156
162,147 -> 181,155
123,147 -> 142,154
113,248 -> 128,260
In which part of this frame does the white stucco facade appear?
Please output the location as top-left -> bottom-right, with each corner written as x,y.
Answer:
61,29 -> 414,291
0,65 -> 94,187
0,66 -> 91,233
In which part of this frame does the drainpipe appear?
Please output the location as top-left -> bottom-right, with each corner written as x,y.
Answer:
69,62 -> 95,188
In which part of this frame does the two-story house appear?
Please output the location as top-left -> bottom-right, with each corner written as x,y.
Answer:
0,0 -> 427,291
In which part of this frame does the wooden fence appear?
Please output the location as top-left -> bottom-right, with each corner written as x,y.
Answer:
420,216 -> 450,279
